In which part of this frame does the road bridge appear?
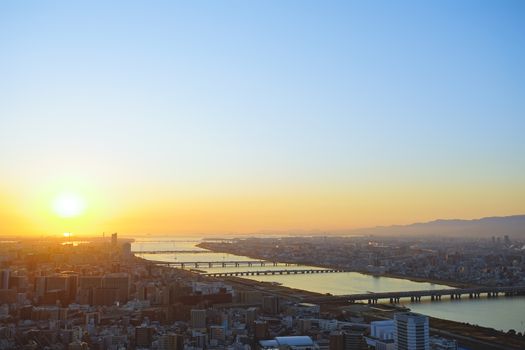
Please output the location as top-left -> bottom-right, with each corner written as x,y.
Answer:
303,285 -> 525,304
204,269 -> 346,277
133,240 -> 201,243
151,260 -> 297,268
134,250 -> 214,254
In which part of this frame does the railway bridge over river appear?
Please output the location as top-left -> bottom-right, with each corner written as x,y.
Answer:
303,285 -> 525,304
203,269 -> 345,277
151,260 -> 297,268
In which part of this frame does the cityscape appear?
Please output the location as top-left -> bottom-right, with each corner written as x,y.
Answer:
0,232 -> 523,349
1,0 -> 524,349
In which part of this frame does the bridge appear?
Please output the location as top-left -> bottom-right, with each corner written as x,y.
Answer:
303,285 -> 525,304
133,240 -> 201,243
151,260 -> 298,268
134,250 -> 215,254
204,269 -> 346,277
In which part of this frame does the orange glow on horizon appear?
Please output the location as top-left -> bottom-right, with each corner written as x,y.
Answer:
1,178 -> 523,237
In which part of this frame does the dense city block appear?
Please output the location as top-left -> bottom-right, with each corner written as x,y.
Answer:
0,236 -> 523,349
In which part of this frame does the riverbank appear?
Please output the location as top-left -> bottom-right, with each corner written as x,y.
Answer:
223,274 -> 524,349
196,242 -> 471,289
221,271 -> 525,349
138,248 -> 525,349
363,307 -> 525,350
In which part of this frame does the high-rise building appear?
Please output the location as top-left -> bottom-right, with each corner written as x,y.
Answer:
45,275 -> 68,292
66,274 -> 78,303
159,333 -> 184,350
367,320 -> 395,350
102,273 -> 129,303
394,312 -> 429,350
298,319 -> 312,333
330,331 -> 344,350
1,269 -> 10,289
193,332 -> 207,349
254,320 -> 268,340
209,325 -> 226,342
246,307 -> 257,329
92,288 -> 119,306
35,276 -> 46,298
343,331 -> 367,350
122,242 -> 132,258
330,329 -> 367,350
262,295 -> 279,314
111,233 -> 118,246
191,309 -> 207,329
35,274 -> 79,305
78,276 -> 103,305
79,276 -> 102,290
135,326 -> 154,348
371,320 -> 395,340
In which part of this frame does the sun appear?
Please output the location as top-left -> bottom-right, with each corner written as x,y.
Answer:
52,192 -> 86,218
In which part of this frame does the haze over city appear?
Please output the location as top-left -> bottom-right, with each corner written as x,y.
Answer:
1,1 -> 524,237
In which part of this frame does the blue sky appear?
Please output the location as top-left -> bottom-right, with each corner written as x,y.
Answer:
0,1 -> 524,234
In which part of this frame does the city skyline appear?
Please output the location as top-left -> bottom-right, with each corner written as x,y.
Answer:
1,1 -> 524,236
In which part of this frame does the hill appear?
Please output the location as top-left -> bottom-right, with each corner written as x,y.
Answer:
350,215 -> 525,238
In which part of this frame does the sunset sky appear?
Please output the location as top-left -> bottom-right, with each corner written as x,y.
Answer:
1,1 -> 524,236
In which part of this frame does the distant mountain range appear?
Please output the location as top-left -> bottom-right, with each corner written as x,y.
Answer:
349,215 -> 525,238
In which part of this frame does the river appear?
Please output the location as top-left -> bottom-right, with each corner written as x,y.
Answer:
132,237 -> 525,333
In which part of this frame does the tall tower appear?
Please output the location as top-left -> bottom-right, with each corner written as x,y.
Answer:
1,269 -> 10,289
111,232 -> 118,246
394,312 -> 429,350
